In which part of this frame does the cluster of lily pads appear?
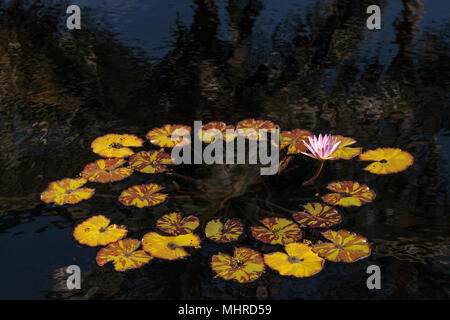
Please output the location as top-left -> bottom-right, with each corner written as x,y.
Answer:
40,119 -> 414,283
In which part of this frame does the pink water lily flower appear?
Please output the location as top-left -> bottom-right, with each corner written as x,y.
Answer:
301,134 -> 341,186
301,134 -> 341,161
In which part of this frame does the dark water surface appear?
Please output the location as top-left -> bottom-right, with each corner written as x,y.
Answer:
0,0 -> 449,299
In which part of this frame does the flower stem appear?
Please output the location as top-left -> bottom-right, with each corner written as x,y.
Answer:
303,160 -> 325,186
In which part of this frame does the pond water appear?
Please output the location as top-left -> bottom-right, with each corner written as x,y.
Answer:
0,0 -> 449,299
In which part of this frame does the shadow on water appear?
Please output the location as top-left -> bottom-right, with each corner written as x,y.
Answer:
0,0 -> 449,299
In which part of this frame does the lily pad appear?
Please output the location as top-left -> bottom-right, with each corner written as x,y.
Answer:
264,243 -> 324,278
96,238 -> 153,271
211,247 -> 265,283
312,229 -> 371,263
251,217 -> 302,245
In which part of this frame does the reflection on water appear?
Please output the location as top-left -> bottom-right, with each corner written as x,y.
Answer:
0,0 -> 449,299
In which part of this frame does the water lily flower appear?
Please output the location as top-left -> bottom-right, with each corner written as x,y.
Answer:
301,134 -> 341,186
302,134 -> 341,160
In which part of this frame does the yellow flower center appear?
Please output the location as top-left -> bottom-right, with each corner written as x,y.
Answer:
99,227 -> 107,233
123,252 -> 133,258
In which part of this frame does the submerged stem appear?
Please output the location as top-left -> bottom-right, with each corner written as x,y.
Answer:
302,160 -> 325,186
265,200 -> 295,214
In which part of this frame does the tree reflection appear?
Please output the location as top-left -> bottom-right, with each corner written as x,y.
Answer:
0,0 -> 448,299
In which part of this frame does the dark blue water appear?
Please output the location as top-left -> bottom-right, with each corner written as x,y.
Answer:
0,0 -> 448,299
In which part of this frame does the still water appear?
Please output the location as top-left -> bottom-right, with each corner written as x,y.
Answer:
0,0 -> 448,299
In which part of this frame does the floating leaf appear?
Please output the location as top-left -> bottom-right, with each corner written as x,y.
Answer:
198,121 -> 236,143
81,158 -> 133,183
118,183 -> 167,208
211,248 -> 265,283
280,129 -> 313,154
91,134 -> 143,158
205,219 -> 243,243
40,178 -> 95,206
73,215 -> 127,247
141,232 -> 201,260
156,212 -> 200,235
329,135 -> 362,160
292,202 -> 342,228
129,150 -> 173,174
322,181 -> 376,207
236,119 -> 278,141
359,148 -> 414,174
96,238 -> 153,271
312,229 -> 371,263
146,124 -> 191,148
264,243 -> 324,278
251,217 -> 302,245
